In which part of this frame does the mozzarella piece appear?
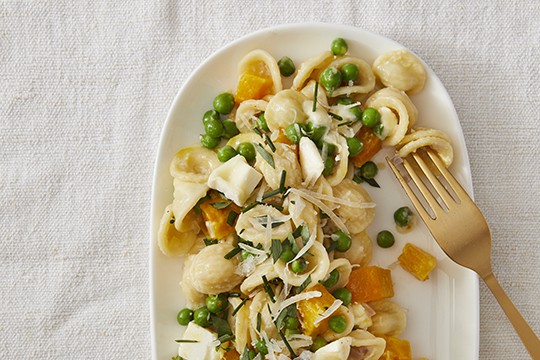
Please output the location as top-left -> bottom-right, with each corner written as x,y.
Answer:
207,155 -> 263,206
177,322 -> 221,360
298,137 -> 324,184
312,337 -> 352,360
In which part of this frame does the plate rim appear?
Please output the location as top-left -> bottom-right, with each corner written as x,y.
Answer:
149,22 -> 479,359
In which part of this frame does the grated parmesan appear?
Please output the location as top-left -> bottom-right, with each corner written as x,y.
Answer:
313,299 -> 343,325
272,291 -> 322,321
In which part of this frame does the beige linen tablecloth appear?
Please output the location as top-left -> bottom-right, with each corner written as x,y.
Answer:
1,1 -> 538,359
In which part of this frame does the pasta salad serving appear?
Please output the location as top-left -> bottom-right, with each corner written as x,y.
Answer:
158,37 -> 454,360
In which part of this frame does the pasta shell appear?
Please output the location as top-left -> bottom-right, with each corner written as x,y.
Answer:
327,56 -> 376,97
240,258 -> 278,295
333,179 -> 375,234
255,142 -> 302,190
264,89 -> 308,131
349,303 -> 374,330
367,299 -> 407,337
373,50 -> 426,94
188,243 -> 244,295
348,329 -> 386,360
235,204 -> 293,247
170,146 -> 221,183
323,132 -> 349,186
180,255 -> 207,308
238,49 -> 282,95
171,178 -> 209,231
157,204 -> 198,257
397,127 -> 454,166
292,51 -> 334,91
234,99 -> 268,133
249,291 -> 279,340
274,241 -> 330,287
287,193 -> 319,236
322,305 -> 355,342
300,79 -> 329,108
228,297 -> 251,351
324,258 -> 352,293
334,231 -> 373,267
226,132 -> 261,149
365,87 -> 418,146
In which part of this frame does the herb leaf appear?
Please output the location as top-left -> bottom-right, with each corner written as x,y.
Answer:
231,297 -> 249,316
211,201 -> 231,210
203,238 -> 218,246
227,210 -> 239,226
264,134 -> 276,152
364,177 -> 380,188
262,275 -> 276,303
210,315 -> 233,337
279,170 -> 287,191
312,81 -> 319,112
174,339 -> 199,343
256,312 -> 262,332
241,201 -> 259,213
295,275 -> 312,294
271,239 -> 283,263
224,246 -> 242,260
328,111 -> 343,120
254,143 -> 275,168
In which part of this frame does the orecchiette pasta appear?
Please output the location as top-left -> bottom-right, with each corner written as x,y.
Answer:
166,40 -> 452,359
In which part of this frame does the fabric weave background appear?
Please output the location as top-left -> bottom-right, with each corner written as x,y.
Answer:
1,1 -> 538,359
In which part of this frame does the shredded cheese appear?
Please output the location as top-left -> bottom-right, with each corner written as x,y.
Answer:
295,187 -> 375,209
273,291 -> 322,321
290,224 -> 317,262
238,242 -> 267,257
313,299 -> 343,325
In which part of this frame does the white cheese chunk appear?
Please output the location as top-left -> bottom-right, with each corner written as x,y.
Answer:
302,100 -> 333,127
177,322 -> 221,360
207,155 -> 263,206
312,337 -> 352,360
298,137 -> 324,184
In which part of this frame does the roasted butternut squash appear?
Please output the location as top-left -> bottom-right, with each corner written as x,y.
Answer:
345,266 -> 394,303
380,336 -> 412,360
235,72 -> 273,103
297,284 -> 337,336
398,243 -> 436,281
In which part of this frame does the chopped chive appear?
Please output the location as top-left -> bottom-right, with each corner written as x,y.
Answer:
203,238 -> 218,246
364,177 -> 380,188
231,297 -> 249,316
238,237 -> 254,246
211,201 -> 231,210
312,82 -> 319,112
217,334 -> 235,343
175,339 -> 199,343
263,134 -> 276,152
256,313 -> 262,332
271,239 -> 283,263
278,328 -> 297,357
326,241 -> 338,253
224,246 -> 242,260
242,201 -> 259,213
352,175 -> 364,184
262,188 -> 282,200
279,170 -> 287,191
264,203 -> 284,211
239,228 -> 245,235
295,275 -> 312,294
292,224 -> 304,239
337,121 -> 353,127
229,292 -> 241,297
254,143 -> 275,168
301,225 -> 310,244
328,112 -> 343,120
253,127 -> 263,136
262,275 -> 276,303
227,210 -> 239,226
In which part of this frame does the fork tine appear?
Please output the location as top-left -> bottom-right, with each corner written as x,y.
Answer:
411,151 -> 456,209
402,156 -> 445,218
424,148 -> 470,202
386,156 -> 435,222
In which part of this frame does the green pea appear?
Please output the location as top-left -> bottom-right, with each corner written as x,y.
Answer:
346,137 -> 364,157
349,106 -> 362,122
193,306 -> 212,327
284,316 -> 300,330
360,161 -> 378,179
322,155 -> 335,176
213,92 -> 235,114
361,107 -> 381,128
217,145 -> 237,162
321,142 -> 336,155
328,315 -> 347,333
222,119 -> 239,138
331,38 -> 348,56
247,349 -> 257,359
341,63 -> 359,83
202,110 -> 220,125
311,336 -> 328,351
319,67 -> 342,94
394,206 -> 413,227
176,308 -> 193,326
255,339 -> 268,355
321,269 -> 340,288
332,288 -> 352,306
200,134 -> 220,149
237,142 -> 256,161
206,294 -> 228,314
290,258 -> 308,274
280,245 -> 295,263
336,97 -> 353,105
257,113 -> 269,131
285,328 -> 301,338
278,56 -> 296,77
204,118 -> 224,138
285,123 -> 303,144
377,230 -> 395,248
333,230 -> 352,252
305,122 -> 326,143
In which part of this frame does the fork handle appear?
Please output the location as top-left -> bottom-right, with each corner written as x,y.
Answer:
483,272 -> 540,359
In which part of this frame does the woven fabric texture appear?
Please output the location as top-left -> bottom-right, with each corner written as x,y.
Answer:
1,1 -> 538,359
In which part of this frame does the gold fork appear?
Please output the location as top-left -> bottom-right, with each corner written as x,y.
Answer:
386,148 -> 540,359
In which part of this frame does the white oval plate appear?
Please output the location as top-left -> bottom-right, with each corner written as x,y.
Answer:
150,23 -> 479,360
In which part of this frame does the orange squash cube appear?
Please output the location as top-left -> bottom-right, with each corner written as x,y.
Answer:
351,126 -> 382,167
199,194 -> 241,240
398,243 -> 436,281
235,72 -> 273,103
222,348 -> 240,360
345,266 -> 394,303
380,336 -> 412,360
297,284 -> 337,336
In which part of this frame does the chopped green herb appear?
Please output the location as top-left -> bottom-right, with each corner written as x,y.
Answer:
312,82 -> 319,112
262,188 -> 282,200
263,134 -> 276,152
271,239 -> 283,263
256,312 -> 262,332
278,328 -> 297,357
253,127 -> 263,136
254,143 -> 275,168
265,203 -> 284,211
229,292 -> 241,297
210,314 -> 233,337
241,201 -> 259,213
301,225 -> 310,244
337,121 -> 353,127
203,238 -> 218,246
279,170 -> 287,191
328,112 -> 343,120
211,201 -> 231,210
292,224 -> 304,239
364,177 -> 380,188
224,246 -> 242,260
193,195 -> 210,214
262,275 -> 276,303
231,297 -> 249,316
227,210 -> 239,226
174,339 -> 199,343
326,241 -> 338,253
296,275 -> 312,294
